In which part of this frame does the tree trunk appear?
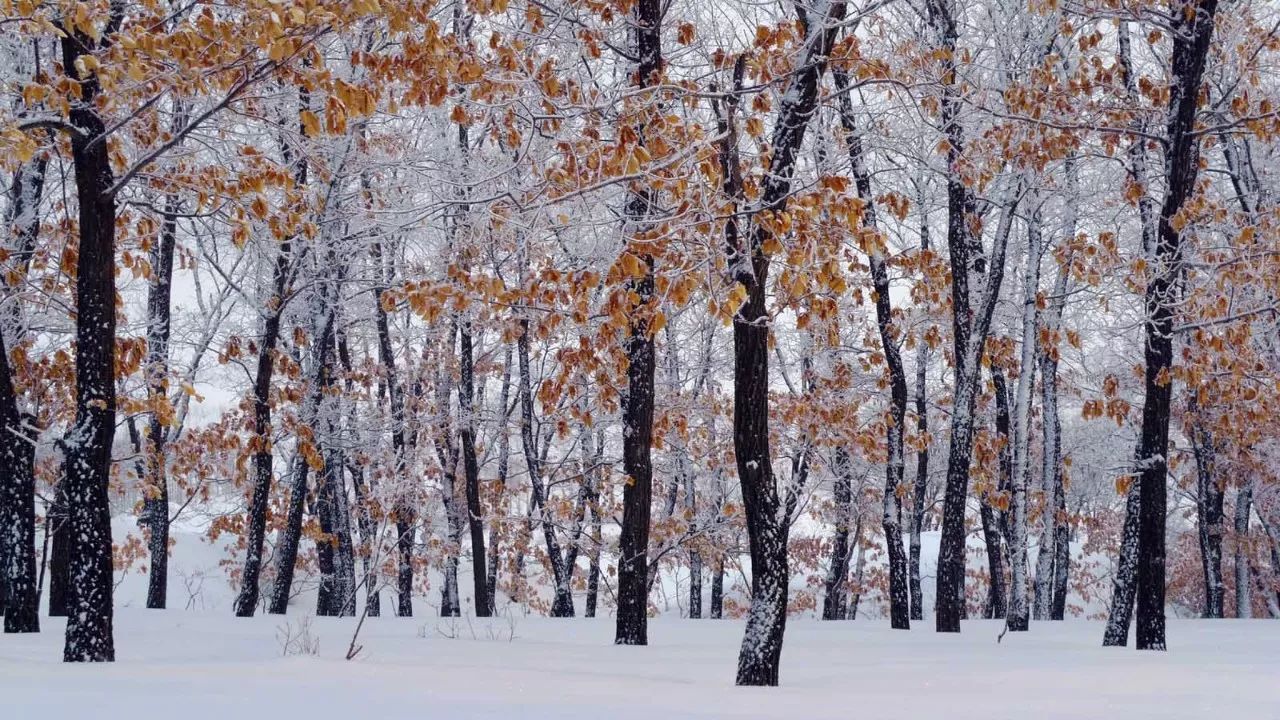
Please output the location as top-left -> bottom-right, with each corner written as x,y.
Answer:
1041,162 -> 1074,621
585,429 -> 604,619
1103,476 -> 1141,646
47,480 -> 70,618
486,344 -> 513,614
267,277 -> 338,615
926,0 -> 1018,633
370,229 -> 414,617
348,460 -> 380,617
846,518 -> 867,620
140,191 -> 178,610
1235,482 -> 1253,619
710,557 -> 724,619
1,329 -> 38,633
516,321 -> 574,617
1013,196 -> 1043,631
909,212 -> 931,622
985,367 -> 1013,620
1,139 -> 46,633
61,23 -> 121,662
1130,0 -> 1219,651
730,2 -> 845,685
1190,410 -> 1225,618
822,448 -> 854,620
835,68 -> 909,629
614,0 -> 662,647
458,322 -> 490,616
1101,21 -> 1154,649
319,446 -> 356,617
235,100 -> 309,618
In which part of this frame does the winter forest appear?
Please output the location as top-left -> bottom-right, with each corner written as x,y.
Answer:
0,0 -> 1278,716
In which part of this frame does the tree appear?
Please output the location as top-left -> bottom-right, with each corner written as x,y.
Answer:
730,0 -> 847,686
614,0 -> 663,647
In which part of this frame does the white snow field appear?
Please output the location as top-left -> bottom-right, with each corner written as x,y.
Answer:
2,611 -> 1277,720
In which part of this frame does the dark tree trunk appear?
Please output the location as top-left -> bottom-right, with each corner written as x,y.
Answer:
1130,0 -> 1219,652
846,517 -> 867,620
234,243 -> 289,617
979,502 -> 1006,619
267,281 -> 338,615
1040,188 -> 1073,621
458,322 -> 490,616
987,368 -> 1013,620
822,448 -> 854,620
1,143 -> 46,633
315,445 -> 355,617
1,329 -> 38,633
61,21 -> 121,662
235,101 -> 309,618
486,344 -> 513,614
348,461 -> 380,617
371,231 -> 414,617
729,2 -> 845,686
1101,23 -> 1150,648
1190,410 -> 1225,618
1103,476 -> 1142,646
710,557 -> 724,619
909,217 -> 931,622
925,0 -> 1014,634
142,192 -> 178,610
268,453 -> 311,616
314,489 -> 337,616
614,0 -> 662,647
336,330 -> 380,617
585,457 -> 603,619
835,69 -> 909,629
516,321 -> 574,617
47,481 -> 70,618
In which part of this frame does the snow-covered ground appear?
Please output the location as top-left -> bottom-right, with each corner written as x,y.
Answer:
2,611 -> 1276,719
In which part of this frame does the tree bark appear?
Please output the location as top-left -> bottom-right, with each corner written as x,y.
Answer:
47,479 -> 70,618
1,329 -> 38,633
141,191 -> 178,610
984,367 -> 1012,620
730,2 -> 846,686
235,98 -> 309,618
1012,195 -> 1043,632
1235,482 -> 1253,618
835,69 -> 910,629
516,320 -> 574,617
458,322 -> 490,616
822,448 -> 854,620
926,0 -> 1018,633
267,269 -> 338,615
1041,161 -> 1075,622
909,210 -> 931,622
1189,411 -> 1224,618
61,19 -> 123,661
1103,474 -> 1141,646
614,0 -> 662,647
1130,0 -> 1219,651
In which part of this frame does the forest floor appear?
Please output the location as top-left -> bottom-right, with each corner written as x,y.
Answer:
1,610 -> 1276,719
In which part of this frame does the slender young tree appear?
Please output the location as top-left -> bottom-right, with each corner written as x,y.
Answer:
926,0 -> 1021,633
834,68 -> 910,629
